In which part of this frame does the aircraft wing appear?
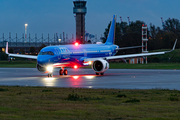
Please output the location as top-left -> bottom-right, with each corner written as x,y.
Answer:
5,42 -> 37,59
116,46 -> 143,50
84,39 -> 177,62
84,52 -> 165,62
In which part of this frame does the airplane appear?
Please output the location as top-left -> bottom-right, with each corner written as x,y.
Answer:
5,15 -> 177,77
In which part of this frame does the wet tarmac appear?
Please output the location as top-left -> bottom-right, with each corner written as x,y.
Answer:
0,68 -> 180,90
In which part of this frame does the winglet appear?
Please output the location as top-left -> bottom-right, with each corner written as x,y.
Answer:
6,42 -> 9,54
165,39 -> 177,53
172,39 -> 177,51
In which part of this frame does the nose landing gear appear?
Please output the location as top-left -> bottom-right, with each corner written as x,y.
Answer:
47,73 -> 53,77
46,66 -> 54,77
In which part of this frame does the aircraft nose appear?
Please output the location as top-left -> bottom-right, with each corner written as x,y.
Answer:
37,58 -> 45,65
37,59 -> 43,65
37,56 -> 50,65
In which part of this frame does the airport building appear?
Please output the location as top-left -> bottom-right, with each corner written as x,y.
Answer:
0,33 -> 75,54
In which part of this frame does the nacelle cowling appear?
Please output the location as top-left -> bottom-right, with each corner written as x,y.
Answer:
91,60 -> 109,73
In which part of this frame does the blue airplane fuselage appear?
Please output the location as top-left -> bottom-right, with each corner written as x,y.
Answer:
37,44 -> 118,66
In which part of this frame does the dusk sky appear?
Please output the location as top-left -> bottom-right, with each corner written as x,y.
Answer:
0,0 -> 180,39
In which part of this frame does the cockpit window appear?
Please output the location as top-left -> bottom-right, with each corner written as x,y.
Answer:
39,51 -> 54,55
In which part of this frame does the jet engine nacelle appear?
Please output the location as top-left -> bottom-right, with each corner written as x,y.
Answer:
36,64 -> 47,73
91,60 -> 109,73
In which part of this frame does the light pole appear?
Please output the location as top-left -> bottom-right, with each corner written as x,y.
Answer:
25,23 -> 28,42
58,39 -> 61,45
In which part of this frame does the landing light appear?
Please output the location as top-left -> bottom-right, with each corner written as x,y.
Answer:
46,66 -> 53,73
88,61 -> 92,65
83,61 -> 92,66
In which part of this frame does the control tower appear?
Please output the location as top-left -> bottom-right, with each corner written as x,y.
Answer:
73,0 -> 87,44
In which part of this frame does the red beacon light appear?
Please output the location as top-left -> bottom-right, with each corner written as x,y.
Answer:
74,42 -> 79,46
74,65 -> 78,69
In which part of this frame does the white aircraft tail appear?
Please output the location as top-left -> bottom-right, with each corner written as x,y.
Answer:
6,42 -> 9,54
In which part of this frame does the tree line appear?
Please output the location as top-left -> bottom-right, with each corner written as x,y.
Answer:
102,18 -> 180,55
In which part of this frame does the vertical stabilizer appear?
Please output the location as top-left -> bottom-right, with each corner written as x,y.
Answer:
105,15 -> 116,45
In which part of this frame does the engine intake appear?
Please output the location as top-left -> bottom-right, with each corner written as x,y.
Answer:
92,60 -> 109,73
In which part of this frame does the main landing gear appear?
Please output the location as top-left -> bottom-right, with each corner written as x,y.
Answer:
95,72 -> 104,75
59,68 -> 68,75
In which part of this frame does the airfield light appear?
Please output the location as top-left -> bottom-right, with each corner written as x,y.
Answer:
58,39 -> 61,43
72,76 -> 79,80
24,23 -> 28,40
75,42 -> 79,46
74,65 -> 78,69
85,76 -> 95,79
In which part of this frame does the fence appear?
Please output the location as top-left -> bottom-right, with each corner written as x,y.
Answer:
0,33 -> 76,47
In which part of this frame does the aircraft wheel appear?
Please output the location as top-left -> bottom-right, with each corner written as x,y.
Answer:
64,69 -> 68,75
96,72 -> 99,75
59,69 -> 64,75
100,73 -> 104,75
50,73 -> 53,77
48,73 -> 53,77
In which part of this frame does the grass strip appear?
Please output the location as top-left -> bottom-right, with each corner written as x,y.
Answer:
0,86 -> 180,119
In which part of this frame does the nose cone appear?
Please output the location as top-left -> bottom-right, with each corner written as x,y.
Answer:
37,55 -> 51,65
